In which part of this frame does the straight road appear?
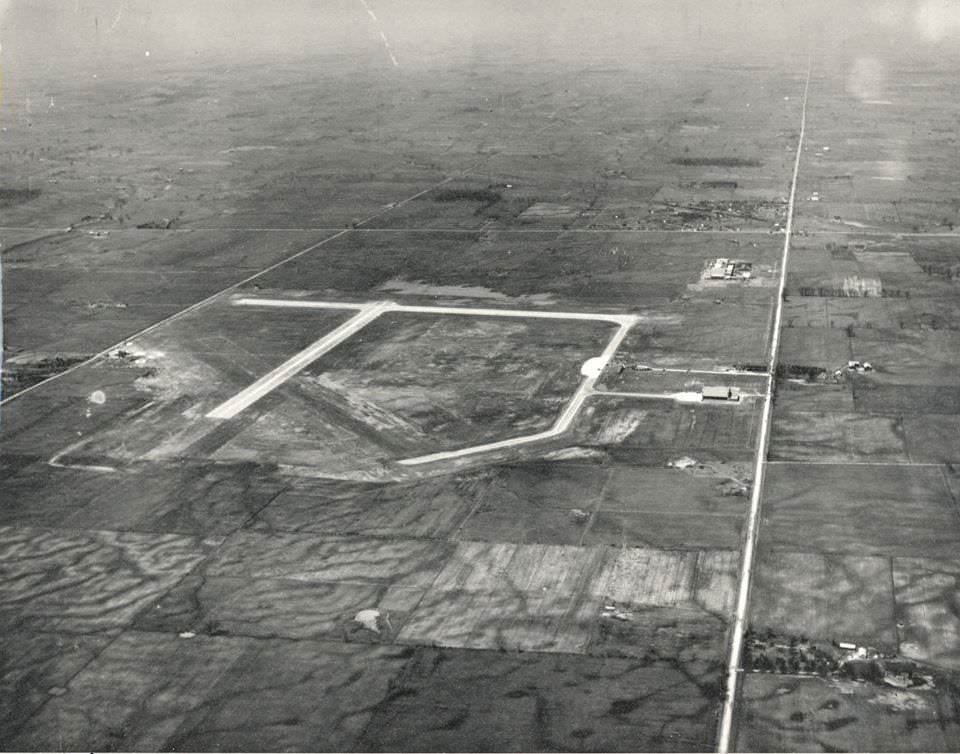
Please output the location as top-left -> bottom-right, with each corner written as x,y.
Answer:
716,58 -> 813,753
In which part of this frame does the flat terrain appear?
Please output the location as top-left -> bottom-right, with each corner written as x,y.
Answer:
3,2 -> 960,752
737,36 -> 960,753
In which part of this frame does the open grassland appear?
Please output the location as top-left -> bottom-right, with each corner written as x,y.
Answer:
749,549 -> 897,649
355,647 -> 720,752
574,395 -> 762,453
759,463 -> 960,557
893,558 -> 960,671
736,674 -> 960,753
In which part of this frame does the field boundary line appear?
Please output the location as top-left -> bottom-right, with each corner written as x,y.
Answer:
635,367 -> 770,377
11,225 -> 960,238
592,389 -> 765,401
0,176 -> 454,407
767,459 -> 944,467
716,57 -> 813,754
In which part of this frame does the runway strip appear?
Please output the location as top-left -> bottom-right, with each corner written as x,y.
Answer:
205,301 -> 392,420
233,296 -> 634,325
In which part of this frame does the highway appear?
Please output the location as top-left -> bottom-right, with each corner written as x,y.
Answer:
716,57 -> 813,754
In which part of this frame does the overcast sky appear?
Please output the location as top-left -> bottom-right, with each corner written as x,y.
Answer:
2,1 -> 959,83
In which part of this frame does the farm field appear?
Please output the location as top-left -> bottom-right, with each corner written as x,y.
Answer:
736,674 -> 960,753
736,38 -> 960,752
756,464 -> 960,558
1,6 -> 803,744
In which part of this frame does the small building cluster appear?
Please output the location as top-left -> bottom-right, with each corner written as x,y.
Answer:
833,360 -> 874,379
707,258 -> 753,280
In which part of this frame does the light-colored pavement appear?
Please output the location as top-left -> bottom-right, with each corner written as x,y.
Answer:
716,58 -> 813,754
231,298 -> 369,311
398,318 -> 636,466
235,296 -> 636,325
205,301 -> 393,420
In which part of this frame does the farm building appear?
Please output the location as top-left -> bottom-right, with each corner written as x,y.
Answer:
707,258 -> 753,280
702,385 -> 741,401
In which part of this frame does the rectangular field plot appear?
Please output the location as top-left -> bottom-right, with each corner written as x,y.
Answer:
253,473 -> 488,539
582,511 -> 744,550
893,558 -> 960,671
55,462 -> 287,537
789,283 -> 959,336
779,326 -> 852,368
244,229 -> 783,310
824,297 -> 920,331
749,550 -> 896,648
760,464 -> 960,557
0,526 -> 204,634
454,460 -> 748,548
396,542 -> 738,653
397,542 -> 606,653
134,532 -> 454,642
773,382 -> 855,413
736,674 -> 960,753
355,647 -> 720,753
574,396 -> 761,453
782,298 -> 829,329
6,632 -> 413,753
453,460 -> 611,547
583,465 -> 749,549
852,383 -> 960,416
612,301 -> 773,372
602,464 -> 753,514
773,407 -> 960,464
902,414 -> 960,464
770,410 -> 909,462
593,548 -> 738,615
0,631 -> 114,742
849,329 -> 960,386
